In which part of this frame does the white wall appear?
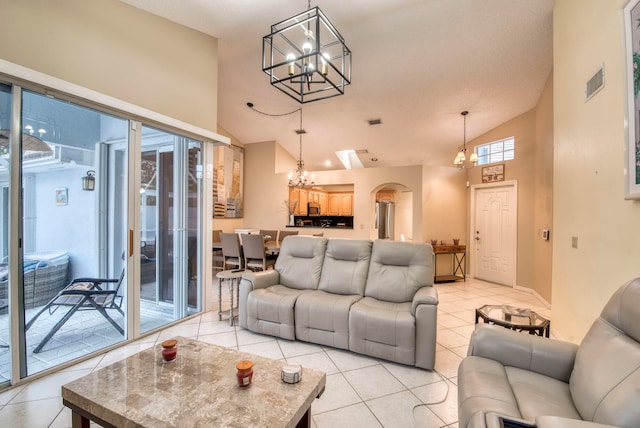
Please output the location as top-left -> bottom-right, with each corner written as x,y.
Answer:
31,168 -> 97,277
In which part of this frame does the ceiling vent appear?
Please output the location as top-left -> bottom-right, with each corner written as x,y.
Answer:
368,119 -> 382,125
586,65 -> 604,102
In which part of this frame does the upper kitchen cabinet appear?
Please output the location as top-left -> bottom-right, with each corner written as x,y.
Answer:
328,192 -> 353,216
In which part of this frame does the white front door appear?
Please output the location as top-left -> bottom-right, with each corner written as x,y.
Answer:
472,182 -> 517,286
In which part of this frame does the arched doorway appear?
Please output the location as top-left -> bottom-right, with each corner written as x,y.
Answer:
370,183 -> 413,241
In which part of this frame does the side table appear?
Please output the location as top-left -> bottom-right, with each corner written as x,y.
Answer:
433,244 -> 466,283
475,304 -> 550,337
215,269 -> 244,325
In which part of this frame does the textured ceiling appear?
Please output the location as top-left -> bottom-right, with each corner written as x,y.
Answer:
119,0 -> 554,170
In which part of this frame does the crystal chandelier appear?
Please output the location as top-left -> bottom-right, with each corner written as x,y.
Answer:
262,1 -> 352,103
288,110 -> 315,187
453,111 -> 478,168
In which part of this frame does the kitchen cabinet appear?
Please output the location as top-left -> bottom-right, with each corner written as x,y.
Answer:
328,192 -> 353,216
318,192 -> 328,214
339,193 -> 353,216
290,189 -> 352,216
299,190 -> 308,214
289,188 -> 309,215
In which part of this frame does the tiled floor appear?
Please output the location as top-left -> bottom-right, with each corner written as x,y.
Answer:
0,300 -> 190,382
0,278 -> 551,427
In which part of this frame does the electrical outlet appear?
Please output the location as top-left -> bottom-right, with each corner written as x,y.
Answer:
571,236 -> 578,249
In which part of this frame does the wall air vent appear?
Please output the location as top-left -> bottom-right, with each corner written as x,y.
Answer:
586,65 -> 604,102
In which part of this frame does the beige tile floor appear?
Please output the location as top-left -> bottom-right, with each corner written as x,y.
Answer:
0,278 -> 551,428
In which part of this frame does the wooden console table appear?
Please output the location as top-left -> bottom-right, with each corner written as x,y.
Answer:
433,244 -> 466,283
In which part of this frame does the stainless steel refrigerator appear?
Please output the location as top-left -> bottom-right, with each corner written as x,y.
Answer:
375,201 -> 394,239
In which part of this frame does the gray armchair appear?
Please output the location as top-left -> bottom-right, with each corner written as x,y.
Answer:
458,278 -> 640,428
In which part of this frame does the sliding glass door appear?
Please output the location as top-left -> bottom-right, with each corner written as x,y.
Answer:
0,83 -> 12,385
20,90 -> 129,376
139,126 -> 203,333
0,80 -> 208,387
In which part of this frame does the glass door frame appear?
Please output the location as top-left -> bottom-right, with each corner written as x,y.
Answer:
0,71 -> 220,388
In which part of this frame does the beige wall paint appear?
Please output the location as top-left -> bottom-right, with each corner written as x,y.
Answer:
466,110 -> 539,293
553,0 -> 636,343
422,166 -> 467,244
0,0 -> 218,132
242,141 -> 425,240
533,73 -> 554,302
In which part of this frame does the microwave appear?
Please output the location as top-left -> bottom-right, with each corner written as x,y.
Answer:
308,203 -> 321,216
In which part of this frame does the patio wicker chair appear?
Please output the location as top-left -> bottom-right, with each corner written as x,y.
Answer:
25,269 -> 125,353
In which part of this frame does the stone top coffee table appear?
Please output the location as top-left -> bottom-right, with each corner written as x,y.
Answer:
62,336 -> 326,428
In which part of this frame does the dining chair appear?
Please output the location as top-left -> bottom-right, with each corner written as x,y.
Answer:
278,230 -> 299,243
220,232 -> 244,270
259,229 -> 278,242
242,234 -> 275,271
212,229 -> 223,271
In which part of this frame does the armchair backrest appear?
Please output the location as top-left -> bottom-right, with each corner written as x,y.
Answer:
569,278 -> 640,428
275,235 -> 327,290
364,240 -> 433,303
318,239 -> 372,296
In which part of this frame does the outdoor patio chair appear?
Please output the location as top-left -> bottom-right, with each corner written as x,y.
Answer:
25,269 -> 125,353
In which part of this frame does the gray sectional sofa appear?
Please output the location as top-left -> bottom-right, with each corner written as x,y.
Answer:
457,278 -> 640,428
237,235 -> 438,370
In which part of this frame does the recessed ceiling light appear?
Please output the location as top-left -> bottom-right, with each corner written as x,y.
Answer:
371,157 -> 378,162
325,160 -> 332,167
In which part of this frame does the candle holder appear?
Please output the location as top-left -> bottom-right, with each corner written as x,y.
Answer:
161,339 -> 178,362
236,360 -> 254,388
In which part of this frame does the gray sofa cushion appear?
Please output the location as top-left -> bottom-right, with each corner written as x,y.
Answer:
365,240 -> 432,303
349,297 -> 415,366
295,290 -> 361,349
569,278 -> 640,428
275,236 -> 327,290
246,284 -> 311,340
318,239 -> 372,296
458,356 -> 522,428
506,367 -> 581,421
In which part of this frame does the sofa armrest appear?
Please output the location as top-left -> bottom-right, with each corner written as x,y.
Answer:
238,270 -> 280,328
240,270 -> 279,290
468,324 -> 578,382
411,286 -> 438,314
479,414 -> 619,428
413,286 -> 438,369
535,416 -> 621,428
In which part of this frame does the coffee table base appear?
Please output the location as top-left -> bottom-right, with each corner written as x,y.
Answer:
475,305 -> 550,338
66,401 -> 314,428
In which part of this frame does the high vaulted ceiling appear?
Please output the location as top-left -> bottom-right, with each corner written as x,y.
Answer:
120,0 -> 554,170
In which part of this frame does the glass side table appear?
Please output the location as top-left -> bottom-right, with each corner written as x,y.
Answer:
475,304 -> 550,337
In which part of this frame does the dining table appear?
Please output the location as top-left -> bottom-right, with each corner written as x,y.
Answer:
212,238 -> 281,255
